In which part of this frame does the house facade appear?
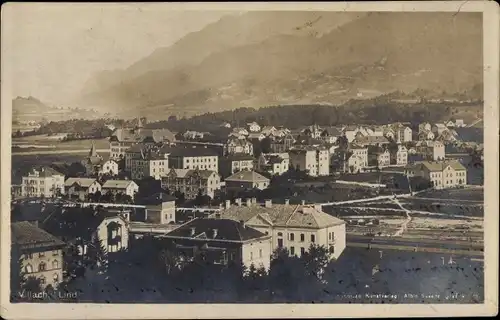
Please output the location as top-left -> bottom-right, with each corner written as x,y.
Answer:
225,138 -> 254,156
215,200 -> 346,260
404,160 -> 467,189
224,171 -> 270,193
130,151 -> 169,180
391,145 -> 408,166
289,147 -> 329,177
219,154 -> 255,179
21,167 -> 65,198
101,180 -> 139,198
11,222 -> 65,289
161,168 -> 221,199
246,122 -> 261,133
168,148 -> 219,172
64,178 -> 102,201
162,218 -> 272,271
269,134 -> 295,153
256,153 -> 289,176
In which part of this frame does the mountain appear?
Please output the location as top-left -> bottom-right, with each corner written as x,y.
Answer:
77,12 -> 483,119
13,96 -> 103,123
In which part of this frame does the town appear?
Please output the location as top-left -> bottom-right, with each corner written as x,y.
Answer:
10,115 -> 484,303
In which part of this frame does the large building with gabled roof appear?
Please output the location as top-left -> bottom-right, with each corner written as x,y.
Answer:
21,166 -> 65,198
211,199 -> 346,260
224,170 -> 270,193
404,160 -> 467,189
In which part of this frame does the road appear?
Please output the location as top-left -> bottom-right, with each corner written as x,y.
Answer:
12,149 -> 109,156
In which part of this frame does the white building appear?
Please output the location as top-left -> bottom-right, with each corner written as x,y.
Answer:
168,147 -> 219,172
225,138 -> 254,156
64,178 -> 102,201
256,153 -> 290,176
396,126 -> 413,143
404,160 -> 467,189
101,180 -> 139,198
289,146 -> 329,177
225,171 -> 270,193
246,122 -> 261,133
98,160 -> 119,176
392,145 -> 408,166
215,200 -> 347,260
21,167 -> 65,198
130,151 -> 169,180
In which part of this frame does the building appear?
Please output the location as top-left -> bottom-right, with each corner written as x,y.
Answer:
368,147 -> 391,168
347,145 -> 368,171
98,159 -> 119,176
418,130 -> 435,141
225,171 -> 270,193
81,142 -> 104,175
417,140 -> 446,161
140,193 -> 177,224
432,123 -> 449,136
319,127 -> 342,144
230,127 -> 249,137
109,119 -> 175,159
418,122 -> 432,133
64,178 -> 102,201
391,145 -> 408,166
404,160 -> 467,189
11,222 -> 65,289
130,150 -> 169,180
256,153 -> 289,176
182,131 -> 210,140
168,147 -> 219,172
162,168 -> 221,199
353,135 -> 390,147
225,138 -> 254,156
101,180 -> 139,198
289,146 -> 329,177
455,119 -> 465,127
396,125 -> 413,143
269,134 -> 295,153
261,126 -> 277,136
248,132 -> 266,141
21,167 -> 65,198
162,218 -> 272,271
214,200 -> 346,260
302,124 -> 323,139
246,122 -> 261,133
219,153 -> 255,179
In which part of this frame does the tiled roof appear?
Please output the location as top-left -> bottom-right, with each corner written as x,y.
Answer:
29,166 -> 63,178
167,168 -> 217,180
219,204 -> 345,229
225,170 -> 269,183
11,221 -> 65,247
64,178 -> 98,188
102,180 -> 135,189
166,218 -> 267,242
417,160 -> 467,172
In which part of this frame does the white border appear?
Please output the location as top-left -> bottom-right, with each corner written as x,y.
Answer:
1,1 -> 498,319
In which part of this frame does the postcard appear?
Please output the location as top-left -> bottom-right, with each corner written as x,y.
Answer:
1,1 -> 498,319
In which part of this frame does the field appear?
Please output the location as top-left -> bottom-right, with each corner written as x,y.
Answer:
12,135 -> 109,153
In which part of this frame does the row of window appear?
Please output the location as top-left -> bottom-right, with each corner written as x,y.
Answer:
25,260 -> 59,273
24,250 -> 59,259
249,249 -> 264,261
185,157 -> 217,163
286,233 -> 316,243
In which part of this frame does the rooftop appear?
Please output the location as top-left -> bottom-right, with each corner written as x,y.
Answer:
166,218 -> 267,242
64,178 -> 99,188
102,180 -> 135,189
225,170 -> 269,183
11,221 -> 65,248
166,168 -> 218,180
218,203 -> 345,229
413,160 -> 467,172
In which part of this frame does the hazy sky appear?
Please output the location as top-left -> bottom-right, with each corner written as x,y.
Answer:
4,4 -> 236,105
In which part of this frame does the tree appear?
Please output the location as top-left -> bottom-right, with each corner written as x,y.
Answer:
301,244 -> 330,283
85,236 -> 108,275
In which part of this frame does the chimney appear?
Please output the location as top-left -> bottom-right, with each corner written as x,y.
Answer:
190,227 -> 196,236
246,198 -> 252,207
284,199 -> 290,205
212,229 -> 218,239
265,199 -> 272,208
225,200 -> 231,209
301,200 -> 306,205
235,198 -> 242,207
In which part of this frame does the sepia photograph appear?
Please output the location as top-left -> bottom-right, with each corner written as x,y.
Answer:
1,1 -> 498,319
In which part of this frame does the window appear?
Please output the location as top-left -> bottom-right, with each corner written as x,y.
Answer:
53,273 -> 59,283
259,249 -> 263,258
328,232 -> 332,241
39,262 -> 46,271
25,264 -> 33,273
250,252 -> 253,260
300,233 -> 305,242
301,247 -> 305,255
329,246 -> 335,254
311,234 -> 315,243
290,247 -> 295,256
40,277 -> 46,285
289,233 -> 295,241
52,260 -> 59,269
